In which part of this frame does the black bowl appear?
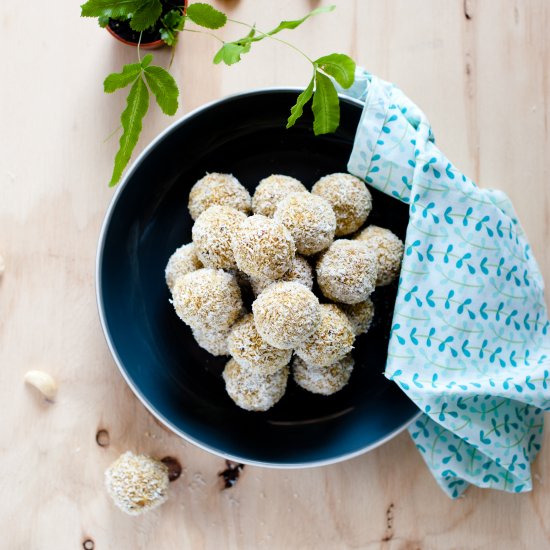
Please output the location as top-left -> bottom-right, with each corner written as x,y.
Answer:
97,88 -> 420,467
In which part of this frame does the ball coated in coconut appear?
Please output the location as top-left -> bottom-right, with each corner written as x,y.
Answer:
292,354 -> 354,395
250,255 -> 313,296
171,268 -> 242,330
192,325 -> 231,356
105,451 -> 170,516
223,358 -> 288,411
312,173 -> 372,236
274,192 -> 336,256
339,298 -> 375,336
355,225 -> 404,286
252,281 -> 321,350
165,243 -> 203,292
316,240 -> 377,304
192,206 -> 247,270
228,314 -> 291,374
295,304 -> 355,367
188,173 -> 251,221
231,215 -> 295,279
252,174 -> 307,217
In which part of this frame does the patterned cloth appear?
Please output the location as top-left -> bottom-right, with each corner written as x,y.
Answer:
340,69 -> 550,498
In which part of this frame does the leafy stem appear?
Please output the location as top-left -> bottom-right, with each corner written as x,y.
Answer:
81,1 -> 356,185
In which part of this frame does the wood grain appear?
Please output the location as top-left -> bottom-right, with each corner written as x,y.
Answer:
1,1 -> 549,548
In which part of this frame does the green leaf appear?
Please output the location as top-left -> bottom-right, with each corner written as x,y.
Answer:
109,77 -> 149,186
213,42 -> 248,65
160,28 -> 177,46
213,27 -> 256,65
141,54 -> 153,68
186,3 -> 227,29
315,53 -> 356,89
98,15 -> 110,27
287,76 -> 314,129
162,9 -> 185,31
254,5 -> 335,41
312,71 -> 340,135
80,0 -> 141,19
143,66 -> 179,115
130,0 -> 162,31
104,62 -> 142,93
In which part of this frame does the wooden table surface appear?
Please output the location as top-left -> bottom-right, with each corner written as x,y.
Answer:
1,0 -> 550,548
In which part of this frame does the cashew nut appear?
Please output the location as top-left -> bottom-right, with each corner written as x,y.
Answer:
24,370 -> 57,401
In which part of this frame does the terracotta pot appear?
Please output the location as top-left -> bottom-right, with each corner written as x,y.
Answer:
107,0 -> 188,49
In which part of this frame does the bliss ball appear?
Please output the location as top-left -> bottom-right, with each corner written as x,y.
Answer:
339,298 -> 375,336
274,192 -> 336,256
171,268 -> 242,330
252,282 -> 321,349
312,173 -> 372,236
228,314 -> 292,374
192,325 -> 231,356
192,206 -> 247,270
165,243 -> 203,292
295,304 -> 355,367
252,174 -> 307,217
188,173 -> 251,221
105,452 -> 170,516
231,215 -> 295,279
355,225 -> 404,286
292,354 -> 354,395
250,255 -> 313,296
223,358 -> 288,411
316,240 -> 377,304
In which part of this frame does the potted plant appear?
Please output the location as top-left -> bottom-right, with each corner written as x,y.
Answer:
80,2 -> 357,186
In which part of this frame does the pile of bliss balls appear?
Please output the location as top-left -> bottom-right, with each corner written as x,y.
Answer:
165,173 -> 404,412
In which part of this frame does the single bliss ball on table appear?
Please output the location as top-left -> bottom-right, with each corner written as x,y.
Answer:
250,255 -> 313,296
223,358 -> 289,411
171,268 -> 242,330
295,304 -> 355,367
316,240 -> 378,304
192,206 -> 247,270
252,174 -> 307,217
228,314 -> 291,374
105,451 -> 170,516
231,215 -> 295,279
355,225 -> 404,286
292,354 -> 354,395
274,192 -> 336,256
339,298 -> 375,336
188,173 -> 251,221
164,243 -> 203,293
252,281 -> 321,349
312,173 -> 372,236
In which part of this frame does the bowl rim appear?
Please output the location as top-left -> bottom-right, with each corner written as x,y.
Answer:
96,86 -> 422,468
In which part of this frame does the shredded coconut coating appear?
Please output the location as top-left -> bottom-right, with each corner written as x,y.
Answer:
105,452 -> 169,516
171,268 -> 243,330
192,325 -> 231,356
188,173 -> 252,221
312,173 -> 372,236
274,192 -> 336,256
250,255 -> 313,296
232,215 -> 295,279
165,243 -> 203,292
355,225 -> 404,286
252,174 -> 307,217
316,240 -> 378,304
295,304 -> 355,367
292,354 -> 354,395
192,206 -> 247,270
223,358 -> 288,411
252,282 -> 321,349
339,298 -> 375,336
228,314 -> 292,374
